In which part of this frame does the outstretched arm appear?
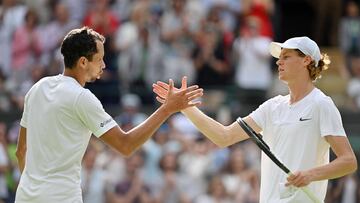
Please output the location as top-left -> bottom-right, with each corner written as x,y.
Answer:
153,77 -> 262,147
100,79 -> 203,156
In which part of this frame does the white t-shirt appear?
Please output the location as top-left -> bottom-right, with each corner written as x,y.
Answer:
15,75 -> 117,203
249,88 -> 346,203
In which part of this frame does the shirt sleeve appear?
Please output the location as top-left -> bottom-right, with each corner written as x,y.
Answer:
249,97 -> 274,130
318,97 -> 346,137
20,89 -> 31,128
75,90 -> 117,138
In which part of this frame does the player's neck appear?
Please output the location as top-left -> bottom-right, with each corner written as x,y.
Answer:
288,81 -> 314,105
63,68 -> 86,87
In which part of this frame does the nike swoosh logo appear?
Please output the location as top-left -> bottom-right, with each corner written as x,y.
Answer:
299,117 -> 312,121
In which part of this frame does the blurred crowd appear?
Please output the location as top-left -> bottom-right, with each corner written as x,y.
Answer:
0,0 -> 360,202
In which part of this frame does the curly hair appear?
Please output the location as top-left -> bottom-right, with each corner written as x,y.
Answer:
295,49 -> 331,81
60,27 -> 105,69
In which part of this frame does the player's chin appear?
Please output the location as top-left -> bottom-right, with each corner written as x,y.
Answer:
88,76 -> 99,83
278,74 -> 287,82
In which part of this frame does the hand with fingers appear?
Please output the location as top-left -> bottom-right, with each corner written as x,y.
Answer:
286,171 -> 313,187
156,77 -> 203,114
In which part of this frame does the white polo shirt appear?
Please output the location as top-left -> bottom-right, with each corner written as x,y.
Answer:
15,75 -> 117,203
250,88 -> 346,203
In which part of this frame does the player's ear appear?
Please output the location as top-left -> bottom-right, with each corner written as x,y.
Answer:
77,56 -> 88,70
303,55 -> 312,67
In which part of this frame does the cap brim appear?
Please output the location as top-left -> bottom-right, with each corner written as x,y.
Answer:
269,42 -> 301,58
269,42 -> 282,58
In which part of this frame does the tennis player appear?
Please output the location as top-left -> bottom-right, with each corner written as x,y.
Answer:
153,37 -> 357,202
15,27 -> 203,203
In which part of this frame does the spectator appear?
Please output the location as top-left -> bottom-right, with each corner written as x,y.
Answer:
0,0 -> 27,76
153,151 -> 192,203
347,55 -> 360,110
221,146 -> 260,203
339,1 -> 360,76
81,145 -> 107,203
40,1 -> 79,69
232,15 -> 272,114
195,175 -> 233,203
83,0 -> 119,37
106,150 -> 154,203
114,3 -> 163,103
0,123 -> 9,203
114,94 -> 147,130
160,0 -> 196,85
10,9 -> 41,82
192,7 -> 233,88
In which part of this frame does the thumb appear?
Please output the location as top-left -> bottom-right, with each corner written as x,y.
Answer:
168,79 -> 174,95
181,76 -> 187,90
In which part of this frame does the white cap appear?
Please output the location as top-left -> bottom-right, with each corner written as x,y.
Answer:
269,37 -> 321,67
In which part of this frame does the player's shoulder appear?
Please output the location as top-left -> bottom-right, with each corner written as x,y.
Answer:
311,88 -> 335,106
33,75 -> 53,86
77,88 -> 101,106
267,94 -> 288,105
26,75 -> 54,95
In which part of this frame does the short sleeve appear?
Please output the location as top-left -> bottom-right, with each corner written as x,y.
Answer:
20,90 -> 31,128
75,90 -> 117,137
249,98 -> 273,130
319,97 -> 346,137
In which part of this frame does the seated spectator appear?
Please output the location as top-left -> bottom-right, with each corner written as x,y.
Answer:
221,146 -> 260,203
153,151 -> 192,203
106,150 -> 154,203
195,175 -> 233,203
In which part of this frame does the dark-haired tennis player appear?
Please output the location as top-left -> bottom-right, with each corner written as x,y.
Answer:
153,37 -> 357,202
15,27 -> 203,203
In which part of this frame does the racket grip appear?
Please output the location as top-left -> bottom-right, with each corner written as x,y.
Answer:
300,186 -> 321,203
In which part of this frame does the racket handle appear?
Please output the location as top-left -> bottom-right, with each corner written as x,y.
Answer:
300,186 -> 322,203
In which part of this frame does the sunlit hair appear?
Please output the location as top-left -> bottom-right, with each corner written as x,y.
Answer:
295,49 -> 331,81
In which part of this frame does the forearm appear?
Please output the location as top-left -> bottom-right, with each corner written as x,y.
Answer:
125,105 -> 171,153
307,154 -> 357,182
16,127 -> 27,174
181,107 -> 237,147
16,153 -> 25,173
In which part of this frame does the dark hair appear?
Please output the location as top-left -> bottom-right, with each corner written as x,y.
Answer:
25,9 -> 39,26
295,49 -> 331,81
60,27 -> 105,69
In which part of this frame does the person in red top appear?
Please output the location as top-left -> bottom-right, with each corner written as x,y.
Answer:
83,0 -> 119,36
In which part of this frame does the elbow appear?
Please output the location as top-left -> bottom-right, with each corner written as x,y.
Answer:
345,154 -> 358,174
15,147 -> 26,161
116,136 -> 136,157
114,143 -> 133,157
349,155 -> 358,173
120,147 -> 134,157
218,125 -> 246,148
217,140 -> 231,148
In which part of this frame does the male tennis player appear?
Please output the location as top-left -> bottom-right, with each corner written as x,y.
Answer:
153,37 -> 357,202
15,27 -> 203,203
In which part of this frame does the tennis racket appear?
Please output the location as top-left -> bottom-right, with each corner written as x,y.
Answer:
236,118 -> 321,203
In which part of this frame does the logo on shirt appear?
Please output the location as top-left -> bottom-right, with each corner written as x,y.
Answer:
299,117 -> 312,121
100,119 -> 112,127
